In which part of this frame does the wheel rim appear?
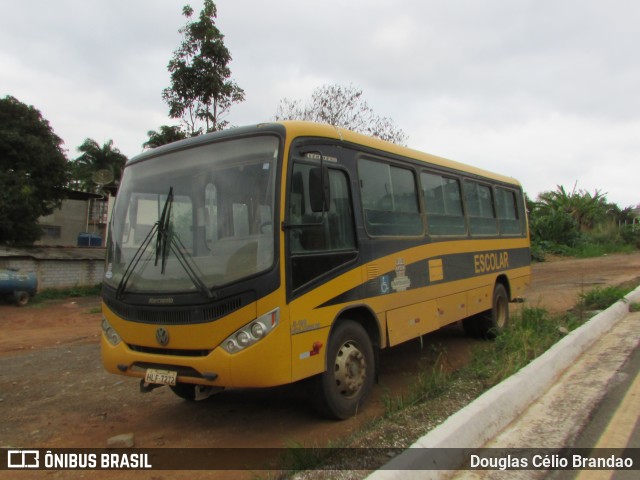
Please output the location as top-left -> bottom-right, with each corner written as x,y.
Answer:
333,340 -> 367,398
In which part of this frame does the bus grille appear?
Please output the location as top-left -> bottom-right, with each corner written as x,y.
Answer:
128,345 -> 211,357
104,295 -> 245,325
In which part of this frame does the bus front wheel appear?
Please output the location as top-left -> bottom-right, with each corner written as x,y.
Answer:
311,320 -> 374,420
464,283 -> 509,339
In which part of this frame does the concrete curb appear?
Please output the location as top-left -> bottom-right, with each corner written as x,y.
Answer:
368,285 -> 640,479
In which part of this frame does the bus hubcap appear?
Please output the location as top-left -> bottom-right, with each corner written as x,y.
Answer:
334,341 -> 366,398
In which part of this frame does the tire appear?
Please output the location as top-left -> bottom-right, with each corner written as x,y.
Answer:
462,315 -> 479,337
475,283 -> 510,339
14,291 -> 30,307
170,383 -> 222,401
170,383 -> 197,401
310,320 -> 375,420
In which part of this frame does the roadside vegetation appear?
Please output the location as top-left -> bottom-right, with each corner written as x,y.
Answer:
528,184 -> 640,262
28,285 -> 102,305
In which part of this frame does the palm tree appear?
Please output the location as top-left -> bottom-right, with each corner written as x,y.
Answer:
536,184 -> 609,232
69,139 -> 127,194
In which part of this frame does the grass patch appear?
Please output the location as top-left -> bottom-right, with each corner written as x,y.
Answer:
381,347 -> 450,416
464,308 -> 583,389
279,440 -> 341,473
31,284 -> 102,305
570,243 -> 636,259
531,241 -> 638,261
578,285 -> 631,311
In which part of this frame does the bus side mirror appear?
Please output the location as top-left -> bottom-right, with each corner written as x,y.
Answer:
309,166 -> 330,213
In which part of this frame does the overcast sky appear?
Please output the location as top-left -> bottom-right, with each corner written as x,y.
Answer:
1,0 -> 638,207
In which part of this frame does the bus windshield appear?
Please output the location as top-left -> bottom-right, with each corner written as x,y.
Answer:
104,135 -> 279,296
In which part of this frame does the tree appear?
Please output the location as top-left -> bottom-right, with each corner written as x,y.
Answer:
530,208 -> 580,247
0,96 -> 69,245
143,125 -> 188,150
606,203 -> 636,226
535,184 -> 609,232
68,138 -> 127,194
275,84 -> 408,145
162,1 -> 245,136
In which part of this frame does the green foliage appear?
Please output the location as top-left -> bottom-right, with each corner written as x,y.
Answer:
528,183 -> 639,260
578,286 -> 630,311
382,347 -> 450,415
530,209 -> 580,247
467,307 -> 584,388
280,441 -> 339,472
143,125 -> 188,149
163,0 -> 245,135
535,184 -> 608,232
571,243 -> 635,258
620,224 -> 640,248
275,84 -> 408,145
32,284 -> 102,303
68,138 -> 127,194
529,242 -> 547,262
0,96 -> 69,245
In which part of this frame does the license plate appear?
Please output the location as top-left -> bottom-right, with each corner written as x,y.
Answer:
144,368 -> 177,386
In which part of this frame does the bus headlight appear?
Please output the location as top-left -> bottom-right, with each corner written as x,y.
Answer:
221,308 -> 279,354
101,317 -> 122,346
250,322 -> 265,338
236,331 -> 251,347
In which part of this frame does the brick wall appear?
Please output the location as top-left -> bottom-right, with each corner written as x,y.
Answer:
1,252 -> 104,290
37,260 -> 104,289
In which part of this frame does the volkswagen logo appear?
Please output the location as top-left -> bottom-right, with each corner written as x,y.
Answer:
156,327 -> 170,346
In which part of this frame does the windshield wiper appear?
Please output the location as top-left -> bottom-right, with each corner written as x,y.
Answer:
155,187 -> 212,298
115,186 -> 213,300
115,222 -> 158,300
155,187 -> 173,274
116,188 -> 174,299
167,233 -> 214,299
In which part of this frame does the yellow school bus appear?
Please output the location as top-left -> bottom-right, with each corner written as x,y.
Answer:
101,121 -> 530,419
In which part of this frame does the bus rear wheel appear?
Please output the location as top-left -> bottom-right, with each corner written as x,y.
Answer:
464,283 -> 509,339
311,320 -> 374,420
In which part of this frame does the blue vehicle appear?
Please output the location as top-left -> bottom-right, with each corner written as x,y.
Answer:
0,269 -> 38,306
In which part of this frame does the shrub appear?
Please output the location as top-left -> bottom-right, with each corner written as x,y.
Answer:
579,286 -> 631,310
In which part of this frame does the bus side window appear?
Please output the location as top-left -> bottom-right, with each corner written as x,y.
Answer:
464,181 -> 498,236
421,171 -> 466,236
359,158 -> 422,236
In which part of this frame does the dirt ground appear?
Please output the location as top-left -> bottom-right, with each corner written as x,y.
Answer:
1,252 -> 639,478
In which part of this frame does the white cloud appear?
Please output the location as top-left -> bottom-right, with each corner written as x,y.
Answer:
1,0 -> 639,207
